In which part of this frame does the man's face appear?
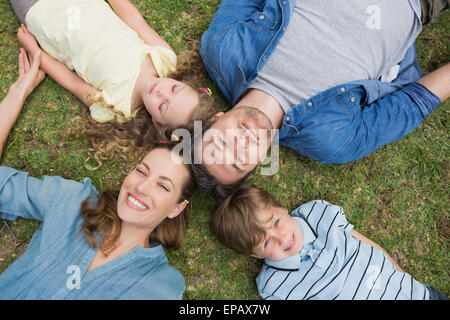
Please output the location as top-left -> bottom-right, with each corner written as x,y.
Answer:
200,106 -> 273,184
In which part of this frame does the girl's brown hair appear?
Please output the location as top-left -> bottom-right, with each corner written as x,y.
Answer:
79,146 -> 196,254
70,44 -> 218,169
211,184 -> 285,255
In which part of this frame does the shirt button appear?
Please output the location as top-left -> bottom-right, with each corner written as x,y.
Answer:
282,26 -> 287,31
341,87 -> 346,92
286,116 -> 290,121
72,279 -> 76,285
259,15 -> 265,20
351,97 -> 355,103
307,102 -> 313,107
282,1 -> 287,4
262,56 -> 267,61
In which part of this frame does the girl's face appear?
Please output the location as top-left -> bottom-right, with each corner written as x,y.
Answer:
117,148 -> 190,229
142,78 -> 199,128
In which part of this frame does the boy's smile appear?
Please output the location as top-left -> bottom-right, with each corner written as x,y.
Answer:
251,206 -> 304,261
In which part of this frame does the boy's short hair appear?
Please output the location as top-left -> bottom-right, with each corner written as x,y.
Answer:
211,184 -> 284,255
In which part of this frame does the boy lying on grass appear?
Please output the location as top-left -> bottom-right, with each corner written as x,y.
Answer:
212,184 -> 447,300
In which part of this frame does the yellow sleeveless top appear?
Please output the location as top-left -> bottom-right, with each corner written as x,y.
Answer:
26,0 -> 177,122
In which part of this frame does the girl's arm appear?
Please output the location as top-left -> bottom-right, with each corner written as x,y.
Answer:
17,25 -> 99,107
0,49 -> 45,159
350,229 -> 404,272
107,0 -> 173,50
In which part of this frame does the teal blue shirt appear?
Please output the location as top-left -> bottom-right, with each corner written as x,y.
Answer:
0,166 -> 185,300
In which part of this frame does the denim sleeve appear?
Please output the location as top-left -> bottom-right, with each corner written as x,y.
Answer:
0,166 -> 96,222
329,82 -> 441,164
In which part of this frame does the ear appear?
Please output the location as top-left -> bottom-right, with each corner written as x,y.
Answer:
209,111 -> 225,122
250,254 -> 264,259
152,117 -> 162,129
167,200 -> 188,219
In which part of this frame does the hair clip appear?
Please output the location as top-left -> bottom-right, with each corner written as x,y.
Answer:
184,199 -> 189,204
199,87 -> 212,96
159,140 -> 167,144
171,134 -> 180,142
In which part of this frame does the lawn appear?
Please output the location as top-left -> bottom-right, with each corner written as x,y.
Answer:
0,1 -> 448,299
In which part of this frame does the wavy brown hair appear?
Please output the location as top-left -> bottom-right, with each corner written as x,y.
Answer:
79,145 -> 196,254
70,44 -> 218,169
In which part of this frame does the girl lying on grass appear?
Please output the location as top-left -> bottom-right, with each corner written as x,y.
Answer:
11,0 -> 217,157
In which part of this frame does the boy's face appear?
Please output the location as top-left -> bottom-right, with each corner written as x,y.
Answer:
252,206 -> 303,261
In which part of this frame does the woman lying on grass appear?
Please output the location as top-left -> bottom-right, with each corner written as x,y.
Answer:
0,49 -> 195,299
11,0 -> 217,159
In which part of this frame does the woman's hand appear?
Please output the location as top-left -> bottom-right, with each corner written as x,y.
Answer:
9,48 -> 46,102
17,24 -> 40,57
1,48 -> 46,158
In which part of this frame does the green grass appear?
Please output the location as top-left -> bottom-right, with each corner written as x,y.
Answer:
0,1 -> 449,299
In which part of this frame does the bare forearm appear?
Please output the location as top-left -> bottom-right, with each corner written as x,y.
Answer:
0,90 -> 25,158
39,51 -> 98,106
418,62 -> 450,102
107,0 -> 172,50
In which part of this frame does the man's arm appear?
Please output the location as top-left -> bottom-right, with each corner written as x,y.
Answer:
0,49 -> 45,159
321,63 -> 449,164
418,63 -> 450,102
107,0 -> 172,50
17,25 -> 98,107
350,229 -> 404,272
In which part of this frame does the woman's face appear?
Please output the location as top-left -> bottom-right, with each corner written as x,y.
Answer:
117,148 -> 190,229
142,78 -> 199,128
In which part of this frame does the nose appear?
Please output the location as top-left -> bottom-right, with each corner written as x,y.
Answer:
135,178 -> 154,196
234,132 -> 249,163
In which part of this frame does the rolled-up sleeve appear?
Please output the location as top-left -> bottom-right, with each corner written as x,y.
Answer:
0,166 -> 96,223
329,82 -> 441,164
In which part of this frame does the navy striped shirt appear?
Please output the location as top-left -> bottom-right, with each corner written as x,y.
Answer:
256,200 -> 429,300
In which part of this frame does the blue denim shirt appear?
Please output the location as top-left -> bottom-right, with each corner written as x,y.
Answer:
201,0 -> 441,163
0,167 -> 185,299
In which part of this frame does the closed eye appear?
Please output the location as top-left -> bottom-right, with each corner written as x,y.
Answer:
136,167 -> 145,175
159,184 -> 169,192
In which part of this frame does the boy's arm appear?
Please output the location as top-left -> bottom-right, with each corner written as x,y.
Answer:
107,0 -> 172,51
350,229 -> 404,272
17,25 -> 98,107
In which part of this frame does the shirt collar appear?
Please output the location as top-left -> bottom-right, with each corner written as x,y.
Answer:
134,243 -> 166,259
264,217 -> 317,271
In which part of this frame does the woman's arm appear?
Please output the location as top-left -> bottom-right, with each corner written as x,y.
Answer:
107,0 -> 173,50
350,229 -> 404,272
17,25 -> 99,107
0,48 -> 45,159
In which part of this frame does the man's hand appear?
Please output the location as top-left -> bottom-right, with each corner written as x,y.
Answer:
9,48 -> 46,102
